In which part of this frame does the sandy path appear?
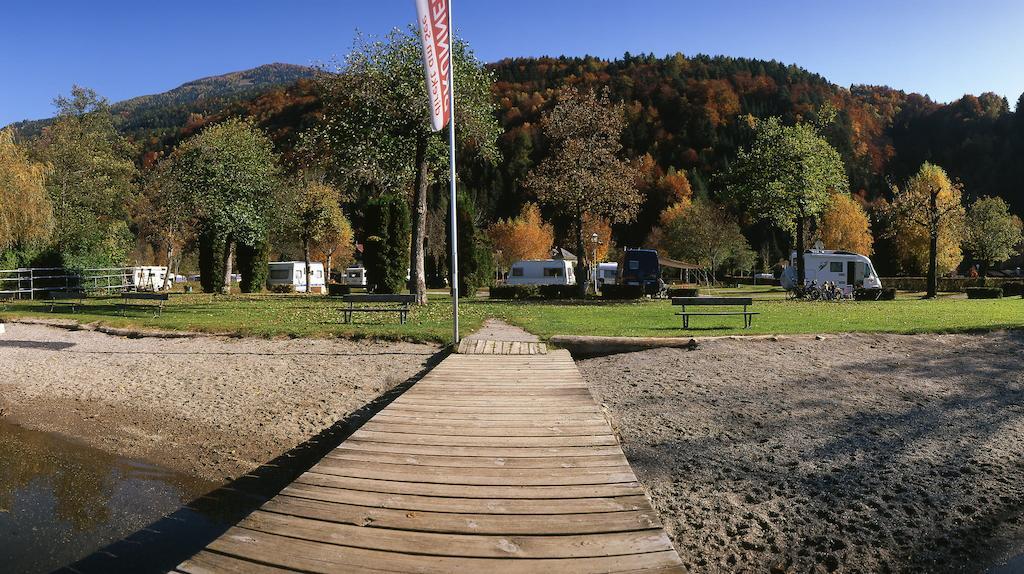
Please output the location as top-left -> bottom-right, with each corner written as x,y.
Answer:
579,331 -> 1024,573
0,323 -> 439,482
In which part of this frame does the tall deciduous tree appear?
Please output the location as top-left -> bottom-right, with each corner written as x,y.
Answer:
308,28 -> 500,304
32,86 -> 138,268
135,158 -> 197,289
721,115 -> 848,290
288,180 -> 349,293
964,196 -> 1022,282
487,203 -> 554,272
168,119 -> 280,293
818,192 -> 874,255
658,197 -> 753,283
888,162 -> 966,298
526,88 -> 642,297
0,128 -> 53,261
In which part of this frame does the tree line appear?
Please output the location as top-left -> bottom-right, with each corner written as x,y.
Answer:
2,36 -> 1022,298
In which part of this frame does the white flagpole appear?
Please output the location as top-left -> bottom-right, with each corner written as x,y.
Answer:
447,0 -> 459,344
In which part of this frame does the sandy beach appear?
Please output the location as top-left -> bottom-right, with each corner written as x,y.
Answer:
580,331 -> 1024,573
0,323 -> 440,482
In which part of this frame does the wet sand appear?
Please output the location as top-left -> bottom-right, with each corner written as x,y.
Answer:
579,331 -> 1024,573
0,323 -> 440,483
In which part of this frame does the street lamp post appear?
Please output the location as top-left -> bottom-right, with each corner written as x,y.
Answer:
590,232 -> 601,294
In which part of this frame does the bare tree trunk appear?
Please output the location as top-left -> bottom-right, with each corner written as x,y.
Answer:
162,243 -> 174,290
304,238 -> 312,295
926,189 -> 939,299
795,212 -> 806,292
222,239 -> 234,295
576,208 -> 586,298
410,135 -> 429,304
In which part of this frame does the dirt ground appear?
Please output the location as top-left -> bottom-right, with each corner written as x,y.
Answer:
579,331 -> 1024,573
0,323 -> 439,482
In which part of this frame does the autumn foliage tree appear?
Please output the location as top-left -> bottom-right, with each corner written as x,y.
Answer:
657,197 -> 753,283
487,203 -> 554,271
818,192 -> 874,255
0,128 -> 53,264
888,162 -> 966,297
526,88 -> 642,297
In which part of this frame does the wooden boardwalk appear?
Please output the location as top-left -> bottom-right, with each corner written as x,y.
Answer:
174,349 -> 683,573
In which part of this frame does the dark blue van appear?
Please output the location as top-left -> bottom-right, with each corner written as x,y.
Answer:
620,248 -> 662,295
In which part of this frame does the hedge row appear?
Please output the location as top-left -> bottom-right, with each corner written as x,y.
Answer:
488,285 -> 579,300
966,287 -> 1004,299
881,276 -> 1018,292
854,287 -> 897,301
666,287 -> 700,298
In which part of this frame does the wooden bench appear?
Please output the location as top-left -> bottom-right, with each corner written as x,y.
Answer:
46,289 -> 86,313
671,296 -> 758,329
342,294 -> 415,324
120,292 -> 169,317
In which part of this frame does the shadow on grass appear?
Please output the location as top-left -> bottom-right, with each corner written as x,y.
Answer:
55,346 -> 451,574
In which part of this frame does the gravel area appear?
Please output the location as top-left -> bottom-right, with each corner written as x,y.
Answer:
0,323 -> 439,482
579,331 -> 1024,573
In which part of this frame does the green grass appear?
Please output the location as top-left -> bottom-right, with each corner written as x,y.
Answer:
2,289 -> 1020,343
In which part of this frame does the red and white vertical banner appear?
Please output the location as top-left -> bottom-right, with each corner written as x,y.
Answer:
415,0 -> 452,131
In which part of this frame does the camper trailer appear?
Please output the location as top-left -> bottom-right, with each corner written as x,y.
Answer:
619,249 -> 662,295
130,266 -> 170,291
597,262 -> 618,287
340,266 -> 367,287
506,260 -> 577,286
267,261 -> 326,293
781,250 -> 882,291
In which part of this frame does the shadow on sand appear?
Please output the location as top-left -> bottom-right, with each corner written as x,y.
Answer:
55,347 -> 450,574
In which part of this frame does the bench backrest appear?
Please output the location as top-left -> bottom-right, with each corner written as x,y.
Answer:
123,292 -> 170,301
343,294 -> 417,304
671,296 -> 753,306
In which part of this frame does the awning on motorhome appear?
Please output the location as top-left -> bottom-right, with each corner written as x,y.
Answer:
658,256 -> 700,270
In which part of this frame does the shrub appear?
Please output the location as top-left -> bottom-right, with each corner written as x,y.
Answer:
854,287 -> 897,301
1003,282 -> 1023,297
966,287 -> 1003,299
667,287 -> 700,298
601,284 -> 645,299
364,195 -> 411,294
237,240 -> 269,293
489,285 -> 540,299
327,283 -> 351,297
198,229 -> 228,293
539,285 -> 579,299
269,284 -> 294,294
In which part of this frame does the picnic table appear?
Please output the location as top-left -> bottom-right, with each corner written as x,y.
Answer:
46,289 -> 86,313
120,292 -> 169,317
671,296 -> 758,329
341,294 -> 415,324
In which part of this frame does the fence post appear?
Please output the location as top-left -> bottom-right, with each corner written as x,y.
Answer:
29,269 -> 34,300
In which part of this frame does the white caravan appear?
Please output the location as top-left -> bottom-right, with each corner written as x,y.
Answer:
341,266 -> 367,287
597,262 -> 618,287
267,261 -> 326,293
506,259 -> 577,286
781,250 -> 882,291
130,266 -> 170,291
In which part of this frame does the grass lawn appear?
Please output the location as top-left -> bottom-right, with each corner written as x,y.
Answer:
1,287 -> 1020,343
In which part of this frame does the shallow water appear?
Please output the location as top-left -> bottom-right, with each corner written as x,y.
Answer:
0,419 -> 218,574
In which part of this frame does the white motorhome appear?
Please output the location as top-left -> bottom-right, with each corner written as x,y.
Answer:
341,266 -> 367,287
267,261 -> 326,293
597,262 -> 618,287
781,250 -> 882,291
506,259 -> 577,286
130,266 -> 170,291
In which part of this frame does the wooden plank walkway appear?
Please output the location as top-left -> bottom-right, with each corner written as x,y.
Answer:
174,350 -> 683,573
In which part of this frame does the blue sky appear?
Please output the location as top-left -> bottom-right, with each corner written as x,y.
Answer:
2,0 -> 1022,126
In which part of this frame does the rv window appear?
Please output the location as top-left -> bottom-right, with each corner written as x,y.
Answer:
543,267 -> 564,277
830,262 -> 843,273
604,270 -> 616,279
629,260 -> 640,270
269,270 -> 289,280
511,267 -> 524,277
315,270 -> 323,278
